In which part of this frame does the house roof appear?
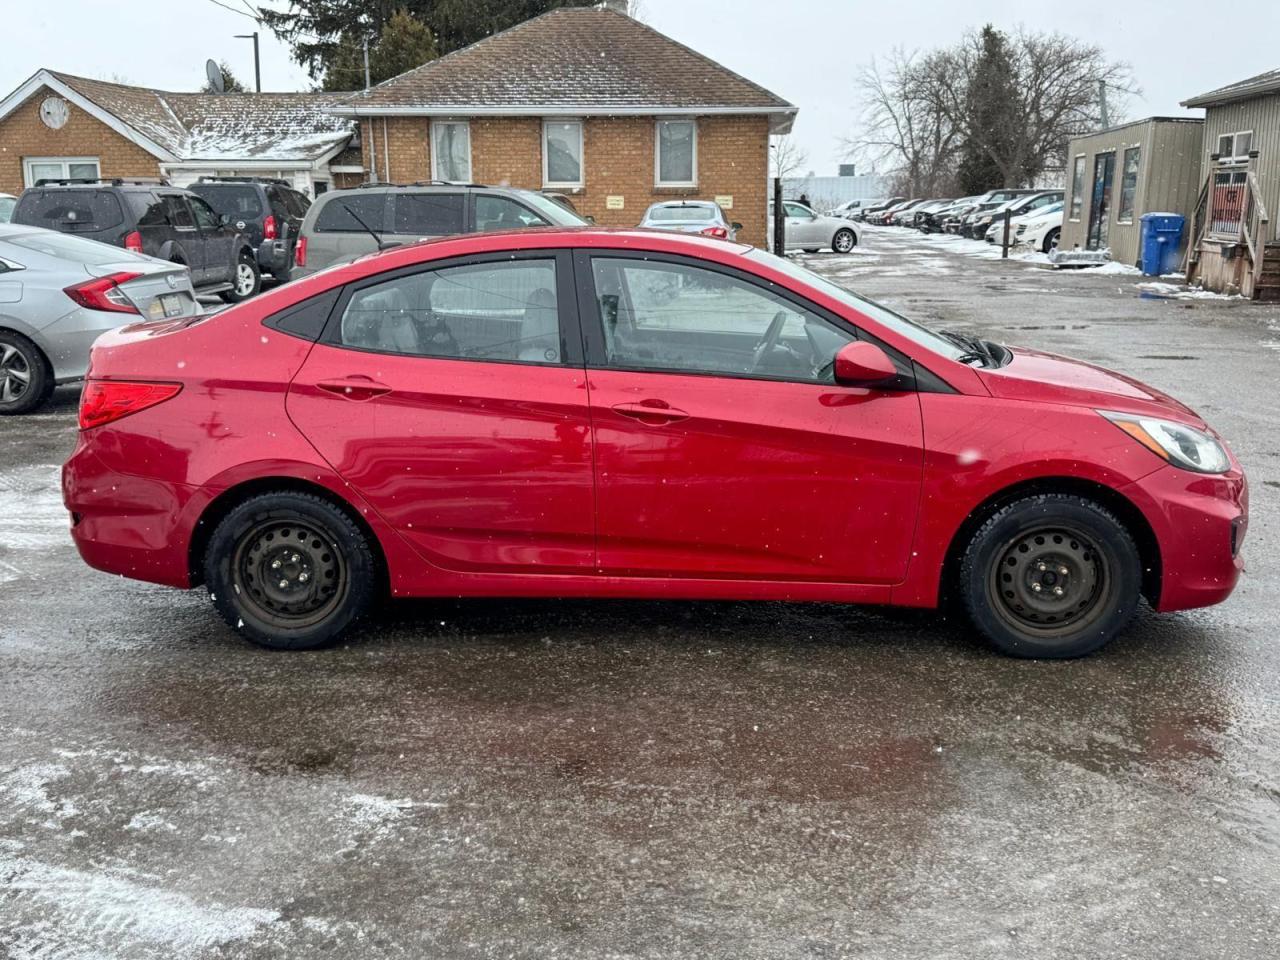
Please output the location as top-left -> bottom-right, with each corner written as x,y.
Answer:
333,6 -> 796,132
1183,68 -> 1280,108
0,69 -> 355,166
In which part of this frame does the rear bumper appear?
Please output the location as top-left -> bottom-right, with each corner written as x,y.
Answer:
1127,465 -> 1248,611
62,443 -> 199,588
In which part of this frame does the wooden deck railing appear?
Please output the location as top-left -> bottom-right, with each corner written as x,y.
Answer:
1243,171 -> 1270,294
1185,178 -> 1209,273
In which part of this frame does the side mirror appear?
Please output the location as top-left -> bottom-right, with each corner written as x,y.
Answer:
731,221 -> 743,232
833,341 -> 897,387
584,215 -> 596,224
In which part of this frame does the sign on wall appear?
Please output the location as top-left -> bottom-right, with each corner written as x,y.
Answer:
714,195 -> 733,209
605,195 -> 625,210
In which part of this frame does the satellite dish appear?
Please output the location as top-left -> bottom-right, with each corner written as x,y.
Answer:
205,58 -> 225,94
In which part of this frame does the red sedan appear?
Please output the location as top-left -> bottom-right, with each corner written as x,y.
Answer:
62,229 -> 1247,658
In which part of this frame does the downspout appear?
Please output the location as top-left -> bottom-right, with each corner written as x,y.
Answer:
383,117 -> 391,185
365,118 -> 378,182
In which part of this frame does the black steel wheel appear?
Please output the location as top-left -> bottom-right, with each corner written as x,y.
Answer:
959,494 -> 1141,658
204,491 -> 377,649
0,331 -> 53,415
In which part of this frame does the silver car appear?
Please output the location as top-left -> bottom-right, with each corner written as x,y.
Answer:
293,184 -> 588,278
639,200 -> 739,240
0,225 -> 199,414
0,193 -> 15,224
767,200 -> 862,254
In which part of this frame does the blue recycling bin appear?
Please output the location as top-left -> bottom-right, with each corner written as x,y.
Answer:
1140,213 -> 1186,276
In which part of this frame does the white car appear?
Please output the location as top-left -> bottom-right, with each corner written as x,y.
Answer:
1013,203 -> 1065,254
0,193 -> 16,223
983,200 -> 1064,245
639,200 -> 739,240
768,200 -> 861,254
829,198 -> 883,220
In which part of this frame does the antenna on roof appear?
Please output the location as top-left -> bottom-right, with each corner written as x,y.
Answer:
205,58 -> 225,94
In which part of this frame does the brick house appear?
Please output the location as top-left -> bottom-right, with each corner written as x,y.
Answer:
330,5 -> 795,247
0,69 -> 360,197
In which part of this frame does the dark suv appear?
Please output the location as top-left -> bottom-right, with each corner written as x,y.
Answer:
188,177 -> 310,284
11,179 -> 260,301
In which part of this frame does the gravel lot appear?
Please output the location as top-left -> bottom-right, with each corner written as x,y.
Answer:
2,226 -> 1279,959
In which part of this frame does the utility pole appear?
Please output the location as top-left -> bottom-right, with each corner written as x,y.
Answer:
1098,79 -> 1109,129
363,35 -> 371,90
235,31 -> 261,92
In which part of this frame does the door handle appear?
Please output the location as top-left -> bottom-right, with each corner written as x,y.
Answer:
612,400 -> 689,425
317,376 -> 392,401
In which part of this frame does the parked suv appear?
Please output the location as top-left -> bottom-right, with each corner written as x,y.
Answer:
11,179 -> 260,301
188,177 -> 311,284
293,182 -> 588,277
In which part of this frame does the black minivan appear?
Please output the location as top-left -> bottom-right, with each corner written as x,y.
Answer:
188,177 -> 311,284
12,179 -> 260,301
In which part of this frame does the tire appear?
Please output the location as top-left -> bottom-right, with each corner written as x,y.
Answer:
220,251 -> 261,303
0,330 -> 53,415
203,492 -> 378,650
1042,227 -> 1061,254
802,248 -> 820,254
832,228 -> 857,253
958,493 -> 1142,659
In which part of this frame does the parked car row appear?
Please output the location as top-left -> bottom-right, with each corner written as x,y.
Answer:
863,189 -> 1066,252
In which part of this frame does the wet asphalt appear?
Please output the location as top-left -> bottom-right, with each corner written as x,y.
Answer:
2,228 -> 1279,958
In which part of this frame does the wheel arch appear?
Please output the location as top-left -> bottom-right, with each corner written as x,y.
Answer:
0,324 -> 53,373
188,475 -> 388,590
938,475 -> 1161,609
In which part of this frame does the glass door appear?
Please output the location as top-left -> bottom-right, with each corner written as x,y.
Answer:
1087,152 -> 1116,251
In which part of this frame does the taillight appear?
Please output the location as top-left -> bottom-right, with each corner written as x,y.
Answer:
263,214 -> 277,240
700,226 -> 729,239
294,235 -> 307,267
64,272 -> 144,314
123,230 -> 144,253
79,380 -> 182,430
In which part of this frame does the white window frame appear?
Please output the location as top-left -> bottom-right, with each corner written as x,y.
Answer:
1217,129 -> 1254,164
1068,154 -> 1086,222
542,119 -> 584,189
23,156 -> 100,187
654,119 -> 698,188
430,120 -> 472,183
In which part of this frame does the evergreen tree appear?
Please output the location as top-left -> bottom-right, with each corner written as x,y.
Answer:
261,0 -> 598,88
321,9 -> 439,91
960,26 -> 1021,189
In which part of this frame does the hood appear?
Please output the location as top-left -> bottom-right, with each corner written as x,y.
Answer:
979,346 -> 1204,426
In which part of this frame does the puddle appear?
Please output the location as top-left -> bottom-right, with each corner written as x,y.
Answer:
1137,355 -> 1199,361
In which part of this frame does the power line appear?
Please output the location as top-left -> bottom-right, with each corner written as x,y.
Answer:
205,0 -> 256,19
239,0 -> 260,18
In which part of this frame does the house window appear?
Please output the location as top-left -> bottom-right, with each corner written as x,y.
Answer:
1216,130 -> 1253,163
543,120 -> 583,188
431,121 -> 471,182
655,119 -> 697,186
1117,147 -> 1140,223
1069,155 -> 1086,221
24,157 -> 100,187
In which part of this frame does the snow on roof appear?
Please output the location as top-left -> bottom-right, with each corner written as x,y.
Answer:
1183,68 -> 1280,108
336,7 -> 794,120
47,72 -> 355,162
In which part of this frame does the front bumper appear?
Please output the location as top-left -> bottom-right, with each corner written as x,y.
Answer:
1127,464 -> 1248,611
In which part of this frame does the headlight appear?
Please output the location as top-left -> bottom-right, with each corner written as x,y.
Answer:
1100,411 -> 1230,474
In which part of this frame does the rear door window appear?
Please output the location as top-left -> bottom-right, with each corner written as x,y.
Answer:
392,192 -> 464,235
314,194 -> 388,233
13,189 -> 124,231
163,195 -> 196,229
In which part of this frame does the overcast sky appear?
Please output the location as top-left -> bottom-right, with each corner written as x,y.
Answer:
6,0 -> 1278,174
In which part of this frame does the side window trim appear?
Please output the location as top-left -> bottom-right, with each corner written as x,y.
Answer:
319,248 -> 585,369
571,249 -> 922,390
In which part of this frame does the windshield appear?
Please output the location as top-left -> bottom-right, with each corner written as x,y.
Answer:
746,249 -> 968,361
647,205 -> 717,222
0,197 -> 14,223
13,189 -> 124,231
510,191 -> 587,226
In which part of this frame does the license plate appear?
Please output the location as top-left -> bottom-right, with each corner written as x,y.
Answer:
162,294 -> 183,318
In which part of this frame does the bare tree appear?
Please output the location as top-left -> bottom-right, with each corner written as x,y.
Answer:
770,135 -> 810,180
843,51 -> 963,197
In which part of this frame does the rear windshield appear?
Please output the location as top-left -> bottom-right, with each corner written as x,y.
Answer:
4,229 -> 142,266
0,197 -> 15,222
189,184 -> 263,218
13,189 -> 125,232
648,206 -> 717,222
314,194 -> 388,233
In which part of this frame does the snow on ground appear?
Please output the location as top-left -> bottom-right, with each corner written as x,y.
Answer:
1137,281 -> 1246,301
